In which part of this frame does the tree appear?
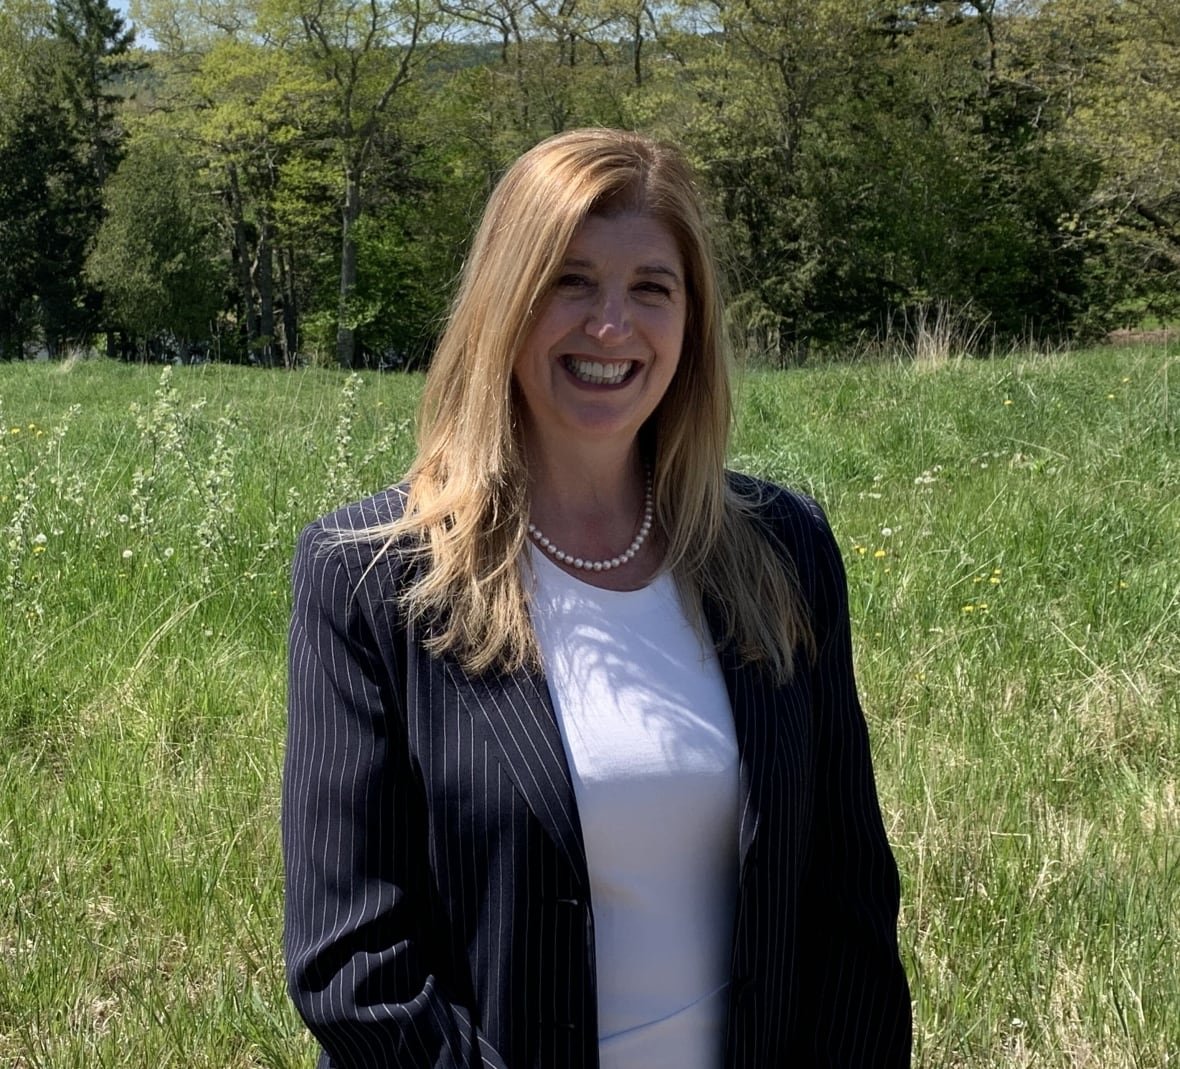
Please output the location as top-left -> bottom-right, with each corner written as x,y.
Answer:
265,0 -> 435,367
86,134 -> 224,356
1038,0 -> 1180,322
51,0 -> 137,184
0,98 -> 88,357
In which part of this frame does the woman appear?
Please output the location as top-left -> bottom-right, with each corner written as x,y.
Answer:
283,128 -> 911,1068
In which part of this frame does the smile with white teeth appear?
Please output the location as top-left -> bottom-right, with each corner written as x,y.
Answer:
563,356 -> 635,385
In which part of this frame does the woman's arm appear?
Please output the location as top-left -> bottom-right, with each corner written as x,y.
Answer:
796,499 -> 912,1065
282,521 -> 509,1069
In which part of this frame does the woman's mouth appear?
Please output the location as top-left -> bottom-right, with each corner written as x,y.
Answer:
562,356 -> 636,386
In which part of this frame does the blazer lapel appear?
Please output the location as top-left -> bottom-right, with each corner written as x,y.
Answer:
716,640 -> 765,875
440,656 -> 590,891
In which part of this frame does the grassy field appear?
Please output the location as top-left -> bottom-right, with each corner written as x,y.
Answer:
1,346 -> 1176,1067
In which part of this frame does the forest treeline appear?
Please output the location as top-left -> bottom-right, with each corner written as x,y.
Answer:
1,0 -> 1177,367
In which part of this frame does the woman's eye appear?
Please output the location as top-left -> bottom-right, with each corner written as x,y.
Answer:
635,281 -> 671,297
556,274 -> 591,289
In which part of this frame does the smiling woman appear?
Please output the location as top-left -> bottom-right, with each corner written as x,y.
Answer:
282,128 -> 912,1069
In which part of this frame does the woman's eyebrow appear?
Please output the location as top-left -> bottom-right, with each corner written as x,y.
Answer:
560,257 -> 683,286
637,264 -> 683,285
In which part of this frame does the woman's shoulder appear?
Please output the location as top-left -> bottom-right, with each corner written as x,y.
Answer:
293,485 -> 413,588
724,469 -> 830,535
301,484 -> 410,539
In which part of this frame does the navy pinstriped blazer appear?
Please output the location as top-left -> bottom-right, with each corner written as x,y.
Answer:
283,474 -> 911,1068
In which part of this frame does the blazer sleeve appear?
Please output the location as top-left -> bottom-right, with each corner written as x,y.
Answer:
282,521 -> 509,1069
795,500 -> 912,1065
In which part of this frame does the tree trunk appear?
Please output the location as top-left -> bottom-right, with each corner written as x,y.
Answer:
336,165 -> 361,369
226,162 -> 258,362
258,212 -> 275,368
278,244 -> 299,368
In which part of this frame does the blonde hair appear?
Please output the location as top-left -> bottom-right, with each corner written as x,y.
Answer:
374,128 -> 811,680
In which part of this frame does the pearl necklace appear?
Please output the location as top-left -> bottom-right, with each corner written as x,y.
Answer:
527,474 -> 653,572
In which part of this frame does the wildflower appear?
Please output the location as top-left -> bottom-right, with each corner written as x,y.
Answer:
873,549 -> 887,559
1106,393 -> 1115,400
8,427 -> 19,435
122,549 -> 133,560
1003,398 -> 1013,406
33,546 -> 45,555
989,576 -> 1000,584
1118,580 -> 1128,589
32,533 -> 47,545
880,527 -> 893,537
962,604 -> 975,613
117,514 -> 129,525
855,545 -> 867,556
163,547 -> 175,559
1121,377 -> 1130,384
974,576 -> 983,584
915,672 -> 926,682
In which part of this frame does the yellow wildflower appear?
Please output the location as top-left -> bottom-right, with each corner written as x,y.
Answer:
873,549 -> 887,559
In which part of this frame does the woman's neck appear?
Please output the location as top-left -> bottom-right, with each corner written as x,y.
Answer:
524,444 -> 657,584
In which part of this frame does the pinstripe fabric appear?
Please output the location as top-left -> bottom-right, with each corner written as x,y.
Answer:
282,475 -> 911,1068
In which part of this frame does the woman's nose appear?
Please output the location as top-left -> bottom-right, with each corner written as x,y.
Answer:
584,289 -> 632,345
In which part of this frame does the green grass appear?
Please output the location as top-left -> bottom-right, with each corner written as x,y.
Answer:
1,346 -> 1177,1067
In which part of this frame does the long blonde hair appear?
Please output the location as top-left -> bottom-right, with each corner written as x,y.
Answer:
373,128 -> 811,680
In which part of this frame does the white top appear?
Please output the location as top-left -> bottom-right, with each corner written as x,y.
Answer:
527,546 -> 739,1069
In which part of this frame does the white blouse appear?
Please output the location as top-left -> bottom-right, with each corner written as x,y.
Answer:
528,547 -> 739,1069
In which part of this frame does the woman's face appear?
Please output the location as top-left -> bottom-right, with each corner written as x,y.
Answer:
513,212 -> 686,461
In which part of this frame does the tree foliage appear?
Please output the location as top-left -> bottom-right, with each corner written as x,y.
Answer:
3,0 -> 1175,363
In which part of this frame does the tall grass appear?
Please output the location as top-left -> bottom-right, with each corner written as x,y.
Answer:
1,347 -> 1176,1067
